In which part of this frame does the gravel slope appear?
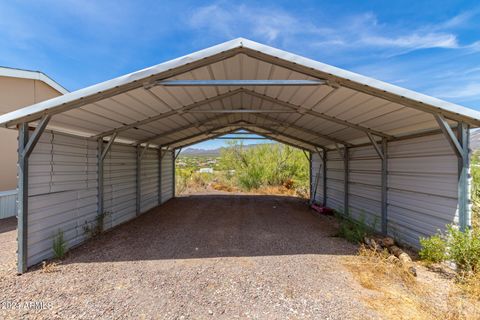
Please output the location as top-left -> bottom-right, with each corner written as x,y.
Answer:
0,195 -> 379,319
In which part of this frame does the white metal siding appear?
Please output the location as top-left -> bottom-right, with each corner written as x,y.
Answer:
27,132 -> 97,267
0,190 -> 17,219
310,152 -> 324,204
103,144 -> 137,229
326,150 -> 345,212
161,150 -> 174,203
140,148 -> 159,213
348,145 -> 382,231
387,133 -> 458,247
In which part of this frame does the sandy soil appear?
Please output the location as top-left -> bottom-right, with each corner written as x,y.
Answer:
0,195 -> 385,319
0,217 -> 16,277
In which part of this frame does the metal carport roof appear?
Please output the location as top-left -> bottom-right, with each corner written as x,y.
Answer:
1,37 -> 480,151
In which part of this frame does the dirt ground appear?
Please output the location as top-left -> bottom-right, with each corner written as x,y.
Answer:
0,217 -> 16,276
0,195 -> 467,319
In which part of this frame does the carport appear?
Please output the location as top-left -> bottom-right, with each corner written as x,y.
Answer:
1,38 -> 479,274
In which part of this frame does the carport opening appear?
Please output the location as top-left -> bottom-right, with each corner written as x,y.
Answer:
175,129 -> 311,199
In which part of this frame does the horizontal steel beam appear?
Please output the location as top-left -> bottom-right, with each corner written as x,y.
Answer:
215,137 -> 269,140
155,79 -> 326,87
187,109 -> 294,113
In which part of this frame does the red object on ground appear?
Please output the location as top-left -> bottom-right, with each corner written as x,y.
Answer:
311,204 -> 334,215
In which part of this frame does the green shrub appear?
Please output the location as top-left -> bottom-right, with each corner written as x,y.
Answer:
337,213 -> 370,244
471,151 -> 480,229
419,234 -> 447,264
447,225 -> 480,273
52,230 -> 67,259
419,225 -> 480,272
218,141 -> 309,193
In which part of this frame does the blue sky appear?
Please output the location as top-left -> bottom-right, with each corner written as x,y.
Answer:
1,1 -> 479,149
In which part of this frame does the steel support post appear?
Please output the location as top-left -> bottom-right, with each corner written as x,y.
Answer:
172,151 -> 176,197
381,138 -> 388,234
158,147 -> 162,205
457,122 -> 470,230
97,139 -> 104,218
309,151 -> 313,203
136,145 -> 142,215
17,123 -> 29,274
344,147 -> 349,215
322,149 -> 327,207
17,116 -> 50,274
436,115 -> 471,231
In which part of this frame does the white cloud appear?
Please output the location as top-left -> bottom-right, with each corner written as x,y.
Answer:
187,3 -> 476,56
360,33 -> 458,49
189,4 -> 320,43
433,83 -> 480,99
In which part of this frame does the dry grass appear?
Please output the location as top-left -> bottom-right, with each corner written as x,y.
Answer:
343,245 -> 480,320
41,261 -> 59,273
458,272 -> 480,302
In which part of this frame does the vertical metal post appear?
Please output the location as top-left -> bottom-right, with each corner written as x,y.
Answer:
457,122 -> 470,230
344,147 -> 349,214
381,138 -> 388,234
322,149 -> 327,207
309,151 -> 313,202
172,150 -> 176,197
17,123 -> 29,274
97,138 -> 104,218
136,145 -> 141,215
158,147 -> 162,205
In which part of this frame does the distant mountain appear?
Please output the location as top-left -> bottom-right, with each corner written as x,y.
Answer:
181,147 -> 221,156
181,143 -> 276,156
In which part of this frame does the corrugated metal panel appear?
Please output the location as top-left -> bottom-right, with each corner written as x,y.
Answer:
160,150 -> 174,203
0,190 -> 17,219
348,145 -> 382,231
310,152 -> 324,204
27,132 -> 97,267
326,150 -> 345,212
140,148 -> 159,213
103,143 -> 137,229
387,133 -> 458,247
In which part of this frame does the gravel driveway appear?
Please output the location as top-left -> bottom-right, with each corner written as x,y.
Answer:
0,195 -> 379,319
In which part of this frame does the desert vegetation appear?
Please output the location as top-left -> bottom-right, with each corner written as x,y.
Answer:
176,141 -> 310,197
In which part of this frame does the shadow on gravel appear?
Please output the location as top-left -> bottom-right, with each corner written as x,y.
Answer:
64,195 -> 356,265
0,217 -> 16,234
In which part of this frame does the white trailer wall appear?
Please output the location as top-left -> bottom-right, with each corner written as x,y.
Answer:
28,132 -> 98,266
